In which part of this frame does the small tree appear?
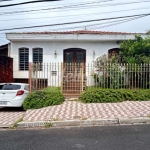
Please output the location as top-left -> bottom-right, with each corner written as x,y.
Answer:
120,35 -> 150,64
93,54 -> 124,89
120,35 -> 150,88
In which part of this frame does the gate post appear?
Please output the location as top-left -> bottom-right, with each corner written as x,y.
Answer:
60,62 -> 63,93
28,62 -> 32,93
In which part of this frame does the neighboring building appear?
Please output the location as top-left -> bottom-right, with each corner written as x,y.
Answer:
5,30 -> 147,92
0,43 -> 13,83
0,43 -> 9,56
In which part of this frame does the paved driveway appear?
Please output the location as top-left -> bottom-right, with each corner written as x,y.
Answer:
0,107 -> 25,127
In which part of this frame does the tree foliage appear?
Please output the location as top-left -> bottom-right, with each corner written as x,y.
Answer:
120,35 -> 150,64
93,54 -> 124,89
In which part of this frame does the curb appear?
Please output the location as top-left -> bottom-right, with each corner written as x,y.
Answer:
119,117 -> 150,125
0,125 -> 11,128
16,117 -> 150,128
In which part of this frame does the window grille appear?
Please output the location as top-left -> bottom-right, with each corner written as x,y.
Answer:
19,48 -> 29,71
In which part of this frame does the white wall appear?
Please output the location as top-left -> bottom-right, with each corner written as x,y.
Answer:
10,40 -> 119,85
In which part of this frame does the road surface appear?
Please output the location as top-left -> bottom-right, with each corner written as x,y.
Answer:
0,125 -> 150,150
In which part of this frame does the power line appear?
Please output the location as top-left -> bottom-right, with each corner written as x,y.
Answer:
0,16 -> 137,33
0,0 -> 61,8
0,0 -> 150,16
90,16 -> 146,30
0,0 -> 100,11
42,15 -> 147,31
0,15 -> 145,37
0,38 -> 8,43
0,0 -> 113,12
0,15 -> 146,38
1,6 -> 150,29
0,5 -> 149,23
0,0 -> 113,15
1,12 -> 150,32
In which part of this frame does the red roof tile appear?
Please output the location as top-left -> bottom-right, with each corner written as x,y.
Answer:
7,30 -> 143,35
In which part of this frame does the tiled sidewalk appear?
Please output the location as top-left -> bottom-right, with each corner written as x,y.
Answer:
23,101 -> 150,122
0,108 -> 25,127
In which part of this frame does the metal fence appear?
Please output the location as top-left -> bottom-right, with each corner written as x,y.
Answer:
89,63 -> 150,89
28,63 -> 150,95
29,63 -> 61,90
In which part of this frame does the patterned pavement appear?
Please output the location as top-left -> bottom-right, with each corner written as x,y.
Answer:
0,107 -> 25,127
23,101 -> 150,122
0,101 -> 150,127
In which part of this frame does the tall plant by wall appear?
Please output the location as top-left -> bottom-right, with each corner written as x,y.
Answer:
93,54 -> 125,89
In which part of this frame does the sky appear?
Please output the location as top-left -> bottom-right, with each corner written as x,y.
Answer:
0,0 -> 150,45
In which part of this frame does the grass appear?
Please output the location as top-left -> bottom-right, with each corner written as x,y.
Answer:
11,116 -> 23,129
52,118 -> 59,121
44,122 -> 53,128
43,86 -> 61,92
81,117 -> 88,120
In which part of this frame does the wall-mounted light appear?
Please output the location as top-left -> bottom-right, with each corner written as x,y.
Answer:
117,41 -> 121,44
93,50 -> 95,59
54,50 -> 57,58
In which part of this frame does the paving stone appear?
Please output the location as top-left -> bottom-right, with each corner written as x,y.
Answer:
0,109 -> 25,127
1,101 -> 150,127
23,101 -> 150,122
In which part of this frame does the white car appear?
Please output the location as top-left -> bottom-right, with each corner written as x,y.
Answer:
0,83 -> 29,107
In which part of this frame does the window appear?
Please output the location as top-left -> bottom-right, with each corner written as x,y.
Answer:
33,48 -> 43,63
33,48 -> 43,71
0,84 -> 4,90
24,85 -> 29,91
19,48 -> 29,71
108,48 -> 122,63
2,84 -> 21,90
108,48 -> 120,59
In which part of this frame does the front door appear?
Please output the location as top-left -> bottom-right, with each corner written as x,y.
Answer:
63,48 -> 86,97
64,48 -> 86,74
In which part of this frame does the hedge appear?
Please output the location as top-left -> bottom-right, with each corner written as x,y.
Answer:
23,87 -> 64,110
80,88 -> 150,103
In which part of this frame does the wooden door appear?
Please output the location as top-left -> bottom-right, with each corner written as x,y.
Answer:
63,48 -> 86,74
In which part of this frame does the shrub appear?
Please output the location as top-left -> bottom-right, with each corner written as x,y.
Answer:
80,88 -> 150,103
23,87 -> 64,110
93,54 -> 124,89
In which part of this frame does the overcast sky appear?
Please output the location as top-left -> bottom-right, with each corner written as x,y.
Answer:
0,0 -> 150,45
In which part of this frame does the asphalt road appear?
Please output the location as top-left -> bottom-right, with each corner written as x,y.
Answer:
0,125 -> 150,150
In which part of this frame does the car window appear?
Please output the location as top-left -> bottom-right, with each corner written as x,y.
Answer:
0,84 -> 4,90
27,86 -> 35,92
24,85 -> 29,91
2,84 -> 21,90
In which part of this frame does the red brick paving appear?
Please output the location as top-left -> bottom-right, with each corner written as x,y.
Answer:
0,101 -> 150,127
0,108 -> 25,127
23,101 -> 150,122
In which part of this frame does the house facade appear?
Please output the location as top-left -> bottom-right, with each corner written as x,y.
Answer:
5,30 -> 147,95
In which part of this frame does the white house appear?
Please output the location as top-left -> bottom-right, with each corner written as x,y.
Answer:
5,30 -> 147,96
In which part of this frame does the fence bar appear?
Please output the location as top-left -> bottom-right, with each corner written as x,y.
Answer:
28,62 -> 32,93
29,63 -> 150,96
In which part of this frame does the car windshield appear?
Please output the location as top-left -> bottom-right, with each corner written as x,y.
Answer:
2,84 -> 21,90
